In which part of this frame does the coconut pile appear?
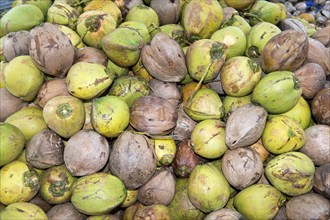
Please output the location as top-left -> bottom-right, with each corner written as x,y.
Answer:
0,0 -> 329,220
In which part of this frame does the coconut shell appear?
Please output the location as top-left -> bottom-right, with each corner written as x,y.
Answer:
141,33 -> 186,82
0,88 -> 28,121
130,95 -> 178,135
109,131 -> 157,190
260,30 -> 308,73
25,129 -> 64,169
294,63 -> 326,99
36,78 -> 70,108
29,23 -> 75,78
305,38 -> 330,76
279,18 -> 307,35
221,147 -> 263,190
47,203 -> 87,220
138,168 -> 176,206
3,31 -> 31,62
226,104 -> 268,149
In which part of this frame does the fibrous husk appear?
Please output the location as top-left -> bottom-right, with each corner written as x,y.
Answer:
221,147 -> 263,190
312,26 -> 330,47
226,104 -> 268,149
130,95 -> 178,135
73,47 -> 108,67
0,88 -> 28,121
261,30 -> 309,73
109,130 -> 157,190
313,163 -> 330,199
305,37 -> 330,76
141,33 -> 186,82
294,63 -> 326,99
148,78 -> 181,107
285,193 -> 330,220
29,23 -> 75,78
299,125 -> 330,166
36,78 -> 70,108
138,168 -> 176,206
3,31 -> 31,62
311,88 -> 330,125
150,0 -> 181,25
279,18 -> 307,35
171,103 -> 197,141
47,202 -> 87,220
26,129 -> 64,169
64,130 -> 110,176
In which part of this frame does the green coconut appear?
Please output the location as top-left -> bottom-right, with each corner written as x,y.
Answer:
71,172 -> 127,215
0,123 -> 25,167
251,71 -> 302,114
0,202 -> 47,220
0,4 -> 44,37
234,184 -> 286,220
125,4 -> 159,33
47,2 -> 80,30
188,163 -> 230,213
4,55 -> 44,101
265,151 -> 315,196
102,27 -> 144,68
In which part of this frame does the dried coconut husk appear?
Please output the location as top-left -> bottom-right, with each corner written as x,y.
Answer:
294,63 -> 326,99
226,104 -> 268,149
0,88 -> 28,121
305,38 -> 330,76
312,26 -> 330,47
141,33 -> 186,82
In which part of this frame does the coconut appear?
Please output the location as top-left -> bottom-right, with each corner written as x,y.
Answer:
71,173 -> 126,215
29,23 -> 75,78
312,26 -> 330,46
233,184 -> 286,220
36,79 -> 70,108
47,202 -> 87,220
134,204 -> 171,220
84,0 -> 122,24
0,5 -> 44,37
279,18 -> 308,35
25,129 -> 64,169
222,147 -> 263,190
64,130 -> 109,176
305,38 -> 330,76
313,163 -> 330,199
261,30 -> 309,73
224,0 -> 256,10
148,78 -> 181,106
0,88 -> 28,121
246,1 -> 286,26
0,122 -> 25,167
119,21 -> 150,44
265,151 -> 315,196
0,203 -> 47,220
188,163 -> 230,213
226,104 -> 268,149
141,33 -> 186,82
150,0 -> 181,25
150,24 -> 187,47
171,104 -> 197,141
204,208 -> 243,220
39,164 -> 76,204
47,2 -> 80,30
5,105 -> 47,141
130,95 -> 178,135
73,47 -> 108,66
168,178 -> 205,220
311,88 -> 330,125
57,25 -> 84,49
12,0 -> 52,17
294,63 -> 326,99
299,125 -> 330,166
76,10 -> 116,49
285,193 -> 330,220
172,139 -> 206,178
109,131 -> 157,189
138,168 -> 176,206
3,31 -> 30,62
